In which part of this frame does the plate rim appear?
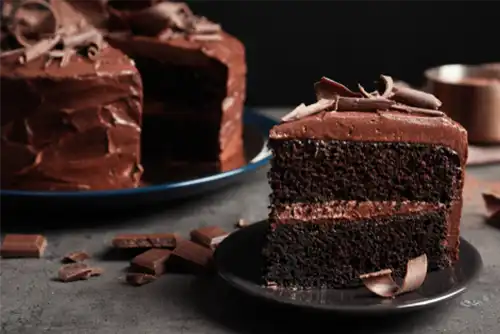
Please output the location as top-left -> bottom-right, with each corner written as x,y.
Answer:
215,221 -> 484,314
0,108 -> 276,198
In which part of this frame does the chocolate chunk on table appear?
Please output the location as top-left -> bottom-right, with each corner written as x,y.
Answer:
58,263 -> 92,282
170,240 -> 214,274
58,263 -> 103,282
62,251 -> 90,263
0,234 -> 47,258
190,226 -> 229,249
112,233 -> 178,248
130,248 -> 172,275
126,273 -> 157,286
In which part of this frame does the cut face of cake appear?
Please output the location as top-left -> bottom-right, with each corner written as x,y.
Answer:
262,76 -> 467,289
0,0 -> 143,191
104,0 -> 247,175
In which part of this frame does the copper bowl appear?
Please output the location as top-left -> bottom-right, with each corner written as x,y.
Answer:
425,64 -> 500,144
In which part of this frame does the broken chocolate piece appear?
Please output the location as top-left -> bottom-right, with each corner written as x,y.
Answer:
62,251 -> 90,263
190,226 -> 229,249
126,273 -> 157,286
130,248 -> 172,275
170,240 -> 213,273
391,86 -> 442,110
482,192 -> 500,222
112,233 -> 178,249
58,263 -> 92,282
0,234 -> 47,258
281,99 -> 335,122
360,254 -> 428,298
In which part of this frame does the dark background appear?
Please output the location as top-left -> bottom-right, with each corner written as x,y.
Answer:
187,0 -> 500,106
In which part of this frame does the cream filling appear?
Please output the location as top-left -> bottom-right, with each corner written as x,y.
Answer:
273,200 -> 445,222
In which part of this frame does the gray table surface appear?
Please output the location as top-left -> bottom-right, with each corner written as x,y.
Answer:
1,109 -> 499,334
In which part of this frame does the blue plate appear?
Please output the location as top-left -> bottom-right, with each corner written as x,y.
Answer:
0,108 -> 277,210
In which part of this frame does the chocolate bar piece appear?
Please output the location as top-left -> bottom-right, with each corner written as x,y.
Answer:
170,240 -> 213,273
130,248 -> 172,275
190,226 -> 229,249
58,263 -> 103,282
126,273 -> 157,286
62,251 -> 90,263
58,263 -> 92,282
0,234 -> 47,258
112,233 -> 178,248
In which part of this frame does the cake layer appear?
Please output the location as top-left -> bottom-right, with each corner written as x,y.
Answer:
0,46 -> 143,191
262,211 -> 450,289
269,139 -> 462,204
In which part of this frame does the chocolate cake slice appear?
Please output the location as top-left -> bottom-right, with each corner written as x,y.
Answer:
262,76 -> 467,289
95,0 -> 247,175
1,0 -> 143,190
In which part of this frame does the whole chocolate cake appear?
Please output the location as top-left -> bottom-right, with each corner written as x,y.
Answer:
82,0 -> 247,175
262,75 -> 468,289
1,0 -> 143,190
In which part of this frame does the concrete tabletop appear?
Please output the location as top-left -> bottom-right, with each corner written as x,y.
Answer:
1,109 -> 499,334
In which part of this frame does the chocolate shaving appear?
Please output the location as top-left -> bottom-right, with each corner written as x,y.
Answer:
282,99 -> 336,122
191,17 -> 221,34
391,86 -> 442,110
189,34 -> 222,42
19,34 -> 60,63
379,75 -> 395,98
314,76 -> 361,99
482,192 -> 500,222
11,0 -> 60,48
282,74 -> 445,122
391,104 -> 445,117
360,254 -> 428,298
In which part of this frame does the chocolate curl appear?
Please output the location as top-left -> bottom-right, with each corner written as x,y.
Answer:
482,192 -> 500,222
281,98 -> 336,122
360,254 -> 428,298
391,104 -> 445,117
189,34 -> 222,42
336,96 -> 395,111
391,86 -> 442,110
62,28 -> 104,60
19,34 -> 60,64
130,2 -> 194,36
358,75 -> 394,99
11,0 -> 60,47
315,76 -> 361,100
191,17 -> 221,34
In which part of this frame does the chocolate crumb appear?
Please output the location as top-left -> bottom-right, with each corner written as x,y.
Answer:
126,273 -> 157,286
235,218 -> 248,228
62,251 -> 90,263
482,192 -> 500,223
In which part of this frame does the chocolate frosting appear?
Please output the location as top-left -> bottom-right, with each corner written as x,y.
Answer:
1,45 -> 143,190
271,111 -> 468,166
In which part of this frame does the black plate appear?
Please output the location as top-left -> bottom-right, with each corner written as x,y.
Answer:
0,109 -> 276,210
215,221 -> 483,314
